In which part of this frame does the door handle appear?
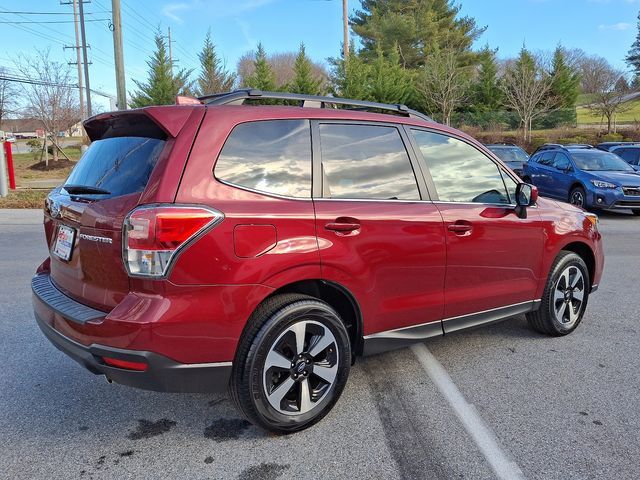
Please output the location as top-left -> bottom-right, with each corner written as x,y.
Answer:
447,222 -> 473,234
325,220 -> 360,232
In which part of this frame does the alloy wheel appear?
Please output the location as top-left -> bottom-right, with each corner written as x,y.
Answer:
570,190 -> 584,207
552,265 -> 585,328
262,320 -> 338,416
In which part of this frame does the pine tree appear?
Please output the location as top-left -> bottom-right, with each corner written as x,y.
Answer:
130,30 -> 192,107
471,46 -> 503,112
289,43 -> 323,95
246,43 -> 276,91
329,43 -> 371,100
196,30 -> 236,96
626,12 -> 640,79
368,44 -> 414,105
351,0 -> 485,68
550,46 -> 580,108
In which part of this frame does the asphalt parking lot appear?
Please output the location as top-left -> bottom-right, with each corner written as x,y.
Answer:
1,209 -> 639,480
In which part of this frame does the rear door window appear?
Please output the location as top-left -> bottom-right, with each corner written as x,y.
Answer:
64,137 -> 165,198
318,124 -> 420,200
214,120 -> 311,198
538,151 -> 556,166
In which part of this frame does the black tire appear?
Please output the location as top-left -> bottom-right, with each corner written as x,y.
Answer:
229,293 -> 351,433
632,210 -> 640,216
569,186 -> 586,209
526,251 -> 590,336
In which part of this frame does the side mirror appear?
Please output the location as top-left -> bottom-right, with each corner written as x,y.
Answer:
514,183 -> 537,219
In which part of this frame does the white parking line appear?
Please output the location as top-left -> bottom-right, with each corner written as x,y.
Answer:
410,343 -> 525,480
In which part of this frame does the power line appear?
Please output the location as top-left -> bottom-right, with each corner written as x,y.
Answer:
0,10 -> 94,15
0,74 -> 113,98
0,19 -> 109,24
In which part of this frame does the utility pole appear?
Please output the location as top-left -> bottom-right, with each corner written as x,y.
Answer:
167,27 -> 173,73
72,0 -> 85,119
342,0 -> 349,59
78,0 -> 92,117
111,0 -> 126,109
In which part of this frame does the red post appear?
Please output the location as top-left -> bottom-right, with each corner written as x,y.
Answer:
3,142 -> 15,190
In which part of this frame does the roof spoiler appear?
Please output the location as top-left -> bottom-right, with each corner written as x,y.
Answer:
83,106 -> 197,141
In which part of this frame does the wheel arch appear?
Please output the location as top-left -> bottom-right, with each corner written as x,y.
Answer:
561,241 -> 596,289
256,279 -> 363,359
568,182 -> 586,202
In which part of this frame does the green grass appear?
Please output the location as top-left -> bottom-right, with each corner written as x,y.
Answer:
577,98 -> 640,125
0,189 -> 49,208
576,93 -> 598,106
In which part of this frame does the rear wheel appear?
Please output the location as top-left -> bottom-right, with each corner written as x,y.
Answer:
229,294 -> 351,433
569,186 -> 586,208
526,251 -> 590,336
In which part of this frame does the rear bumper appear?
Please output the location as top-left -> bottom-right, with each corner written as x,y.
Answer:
32,275 -> 232,393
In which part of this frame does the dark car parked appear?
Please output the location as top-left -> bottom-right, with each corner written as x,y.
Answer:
32,90 -> 604,433
485,143 -> 529,177
596,141 -> 640,152
610,144 -> 640,168
522,145 -> 640,215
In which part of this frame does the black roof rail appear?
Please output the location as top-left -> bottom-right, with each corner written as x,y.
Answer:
532,143 -> 566,154
198,89 -> 433,122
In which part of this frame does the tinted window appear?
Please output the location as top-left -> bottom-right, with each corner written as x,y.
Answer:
553,153 -> 570,170
65,136 -> 164,198
538,151 -> 556,166
615,148 -> 640,165
319,124 -> 420,200
411,130 -> 510,204
215,120 -> 311,197
488,146 -> 529,163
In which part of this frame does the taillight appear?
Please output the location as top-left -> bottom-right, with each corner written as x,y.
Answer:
102,356 -> 148,371
123,205 -> 223,277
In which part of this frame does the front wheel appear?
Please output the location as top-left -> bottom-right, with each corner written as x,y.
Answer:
229,294 -> 351,433
569,186 -> 586,209
526,251 -> 590,336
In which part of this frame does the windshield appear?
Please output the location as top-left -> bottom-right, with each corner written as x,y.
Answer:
571,150 -> 635,172
64,136 -> 165,198
488,146 -> 529,163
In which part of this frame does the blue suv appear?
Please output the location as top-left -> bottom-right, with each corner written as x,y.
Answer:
522,145 -> 640,216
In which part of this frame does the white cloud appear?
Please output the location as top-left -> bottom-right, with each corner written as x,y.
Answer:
162,0 -> 278,23
598,22 -> 633,30
162,3 -> 189,24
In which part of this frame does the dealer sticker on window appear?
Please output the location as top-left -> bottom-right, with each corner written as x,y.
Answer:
53,225 -> 76,261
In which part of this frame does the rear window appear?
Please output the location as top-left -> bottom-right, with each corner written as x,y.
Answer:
64,137 -> 165,198
214,120 -> 312,198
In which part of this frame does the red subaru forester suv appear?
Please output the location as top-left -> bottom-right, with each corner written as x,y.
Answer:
32,90 -> 603,433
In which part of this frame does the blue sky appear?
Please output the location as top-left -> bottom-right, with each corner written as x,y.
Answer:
1,0 -> 639,110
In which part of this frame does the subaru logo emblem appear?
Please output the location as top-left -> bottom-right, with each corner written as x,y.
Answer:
296,362 -> 306,373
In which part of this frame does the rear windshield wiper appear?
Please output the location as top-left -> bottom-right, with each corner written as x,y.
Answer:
62,184 -> 111,195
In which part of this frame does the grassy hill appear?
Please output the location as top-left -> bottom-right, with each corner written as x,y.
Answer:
577,98 -> 640,125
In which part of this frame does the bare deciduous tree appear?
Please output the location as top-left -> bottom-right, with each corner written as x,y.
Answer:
14,49 -> 79,165
577,54 -> 613,95
417,51 -> 469,126
588,65 -> 630,133
0,67 -> 19,126
502,50 -> 556,141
